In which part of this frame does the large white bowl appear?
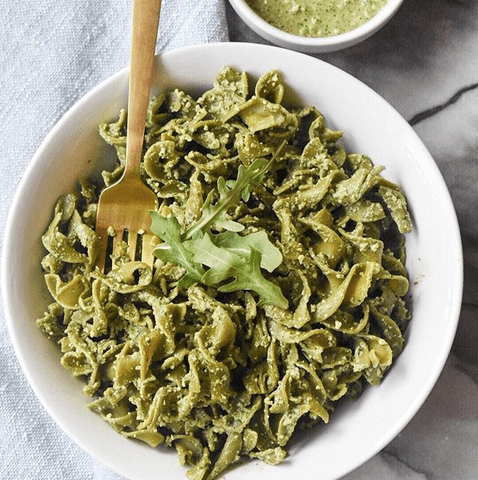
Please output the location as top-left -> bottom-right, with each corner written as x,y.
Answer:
2,43 -> 463,480
228,0 -> 404,53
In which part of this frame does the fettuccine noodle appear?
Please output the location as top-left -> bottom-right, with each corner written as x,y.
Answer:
37,68 -> 412,480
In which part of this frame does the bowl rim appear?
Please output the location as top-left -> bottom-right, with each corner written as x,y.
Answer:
2,41 -> 464,480
228,0 -> 404,51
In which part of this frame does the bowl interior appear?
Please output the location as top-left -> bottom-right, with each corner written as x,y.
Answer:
2,43 -> 463,480
228,0 -> 404,53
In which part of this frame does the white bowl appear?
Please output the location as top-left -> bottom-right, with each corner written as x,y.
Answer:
228,0 -> 404,53
2,43 -> 463,480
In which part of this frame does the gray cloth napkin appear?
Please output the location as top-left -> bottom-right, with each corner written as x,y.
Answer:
0,1 -> 228,478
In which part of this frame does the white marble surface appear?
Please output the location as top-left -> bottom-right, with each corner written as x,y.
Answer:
0,0 -> 477,479
227,0 -> 478,478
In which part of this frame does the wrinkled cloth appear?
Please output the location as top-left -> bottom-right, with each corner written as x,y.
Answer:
0,1 -> 227,478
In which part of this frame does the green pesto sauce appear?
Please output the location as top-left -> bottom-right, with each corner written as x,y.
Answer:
247,0 -> 387,37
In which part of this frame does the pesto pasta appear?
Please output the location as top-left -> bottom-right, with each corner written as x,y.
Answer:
37,67 -> 412,480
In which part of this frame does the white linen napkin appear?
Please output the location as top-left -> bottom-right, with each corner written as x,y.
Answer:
0,1 -> 228,478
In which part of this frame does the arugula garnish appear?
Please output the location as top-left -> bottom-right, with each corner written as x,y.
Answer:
150,154 -> 288,308
190,233 -> 285,308
184,156 -> 274,238
150,214 -> 205,288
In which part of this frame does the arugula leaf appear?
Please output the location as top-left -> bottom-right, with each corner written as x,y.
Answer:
213,230 -> 282,273
150,144 -> 288,307
197,177 -> 245,234
190,233 -> 288,309
184,157 -> 273,239
150,212 -> 205,286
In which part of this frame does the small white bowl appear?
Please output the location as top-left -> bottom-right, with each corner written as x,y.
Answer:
228,0 -> 404,53
2,43 -> 462,480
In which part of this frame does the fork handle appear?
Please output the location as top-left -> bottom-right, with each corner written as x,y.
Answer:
124,0 -> 162,177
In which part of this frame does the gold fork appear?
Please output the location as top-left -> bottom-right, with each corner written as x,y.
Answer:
95,0 -> 161,271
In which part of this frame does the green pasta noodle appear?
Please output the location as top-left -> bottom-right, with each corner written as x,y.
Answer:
37,67 -> 412,480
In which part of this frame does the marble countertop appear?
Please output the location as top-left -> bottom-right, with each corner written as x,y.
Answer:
0,1 -> 476,479
226,1 -> 478,478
